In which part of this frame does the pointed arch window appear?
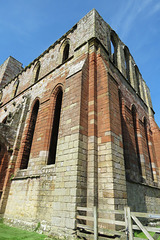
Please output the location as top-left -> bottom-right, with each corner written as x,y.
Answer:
2,116 -> 7,124
0,90 -> 2,105
48,89 -> 63,165
20,100 -> 39,169
110,31 -> 117,65
124,46 -> 130,82
34,61 -> 40,82
12,79 -> 19,98
135,65 -> 140,95
62,43 -> 70,63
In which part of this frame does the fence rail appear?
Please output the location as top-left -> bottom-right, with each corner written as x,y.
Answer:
76,206 -> 160,240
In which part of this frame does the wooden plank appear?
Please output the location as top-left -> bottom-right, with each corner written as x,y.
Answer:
131,214 -> 154,240
98,209 -> 124,214
77,231 -> 123,240
77,206 -> 160,219
77,206 -> 93,212
77,220 -> 160,235
147,214 -> 160,219
98,236 -> 114,240
98,218 -> 126,226
77,214 -> 125,226
98,227 -> 126,236
94,206 -> 98,240
145,227 -> 160,233
77,215 -> 94,221
77,215 -> 125,226
77,223 -> 94,232
77,231 -> 93,240
132,224 -> 160,233
124,206 -> 128,235
126,207 -> 134,240
77,224 -> 125,237
132,224 -> 142,230
132,212 -> 160,219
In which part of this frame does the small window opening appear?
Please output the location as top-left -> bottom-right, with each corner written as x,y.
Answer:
110,35 -> 116,65
124,47 -> 130,82
34,62 -> 40,82
62,44 -> 70,63
2,117 -> 7,124
48,90 -> 63,165
0,91 -> 2,102
0,191 -> 2,200
20,100 -> 39,169
12,80 -> 19,98
135,66 -> 140,95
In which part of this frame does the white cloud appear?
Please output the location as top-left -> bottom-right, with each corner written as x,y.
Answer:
137,0 -> 152,13
111,0 -> 153,40
148,2 -> 160,16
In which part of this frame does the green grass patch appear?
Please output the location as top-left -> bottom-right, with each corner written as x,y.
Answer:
0,222 -> 50,240
134,230 -> 155,239
134,230 -> 160,240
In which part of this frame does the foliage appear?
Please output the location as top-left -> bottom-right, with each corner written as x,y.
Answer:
34,222 -> 41,232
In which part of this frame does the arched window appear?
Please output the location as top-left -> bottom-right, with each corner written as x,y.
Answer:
0,90 -> 3,103
20,100 -> 39,169
132,105 -> 142,177
12,79 -> 19,98
135,65 -> 140,95
110,31 -> 117,65
124,46 -> 130,82
2,117 -> 7,124
48,89 -> 63,165
144,117 -> 154,181
34,61 -> 40,82
62,43 -> 70,63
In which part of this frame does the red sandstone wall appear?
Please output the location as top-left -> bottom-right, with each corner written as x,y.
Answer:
150,117 -> 160,169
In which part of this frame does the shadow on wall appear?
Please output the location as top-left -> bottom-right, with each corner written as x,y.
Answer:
0,144 -> 10,214
121,116 -> 148,213
121,114 -> 142,183
126,181 -> 160,213
0,145 -> 9,193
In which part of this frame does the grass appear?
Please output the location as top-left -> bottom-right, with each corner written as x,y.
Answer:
0,220 -> 54,240
134,230 -> 160,240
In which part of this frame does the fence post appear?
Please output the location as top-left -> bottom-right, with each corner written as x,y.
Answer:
124,206 -> 133,240
94,206 -> 98,240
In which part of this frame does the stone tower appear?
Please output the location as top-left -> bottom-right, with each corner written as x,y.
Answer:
0,9 -> 160,238
0,56 -> 23,88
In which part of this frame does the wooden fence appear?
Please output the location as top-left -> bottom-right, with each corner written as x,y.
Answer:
76,206 -> 160,240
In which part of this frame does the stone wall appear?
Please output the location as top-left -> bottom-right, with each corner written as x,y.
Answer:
127,181 -> 160,213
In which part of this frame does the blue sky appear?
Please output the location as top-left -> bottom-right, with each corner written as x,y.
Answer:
0,0 -> 160,126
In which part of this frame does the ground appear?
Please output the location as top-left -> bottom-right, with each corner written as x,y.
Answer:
0,220 -> 58,240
